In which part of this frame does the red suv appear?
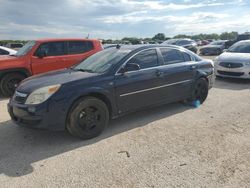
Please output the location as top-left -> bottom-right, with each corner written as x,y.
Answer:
0,38 -> 103,96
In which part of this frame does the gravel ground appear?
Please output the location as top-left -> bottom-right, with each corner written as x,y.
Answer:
0,55 -> 250,187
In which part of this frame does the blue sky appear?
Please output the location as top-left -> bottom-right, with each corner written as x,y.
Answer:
0,0 -> 249,39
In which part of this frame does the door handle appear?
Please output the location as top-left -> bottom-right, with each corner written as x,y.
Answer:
156,70 -> 164,77
190,65 -> 197,70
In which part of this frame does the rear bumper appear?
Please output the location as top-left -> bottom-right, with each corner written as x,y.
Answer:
7,99 -> 68,131
215,65 -> 250,79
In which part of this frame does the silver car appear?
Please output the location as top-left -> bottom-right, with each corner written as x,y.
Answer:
214,40 -> 250,79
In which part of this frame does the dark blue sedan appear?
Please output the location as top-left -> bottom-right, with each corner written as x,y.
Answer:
8,45 -> 214,139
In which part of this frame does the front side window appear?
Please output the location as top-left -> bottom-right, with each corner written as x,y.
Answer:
35,42 -> 66,56
160,48 -> 185,64
68,41 -> 94,55
127,49 -> 158,69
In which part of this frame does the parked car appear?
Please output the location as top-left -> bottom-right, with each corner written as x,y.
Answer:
0,46 -> 17,55
162,39 -> 198,53
201,40 -> 209,46
103,44 -> 120,49
8,45 -> 214,139
0,38 -> 103,96
214,40 -> 250,79
199,40 -> 228,55
5,43 -> 23,50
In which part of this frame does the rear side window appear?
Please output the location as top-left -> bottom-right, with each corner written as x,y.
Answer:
160,48 -> 185,64
183,53 -> 191,61
127,49 -> 158,69
68,41 -> 94,55
35,42 -> 66,56
0,49 -> 9,55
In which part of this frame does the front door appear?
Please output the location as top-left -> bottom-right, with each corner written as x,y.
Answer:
115,49 -> 162,113
31,41 -> 67,74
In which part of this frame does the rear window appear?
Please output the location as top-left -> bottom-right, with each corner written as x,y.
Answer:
68,41 -> 94,55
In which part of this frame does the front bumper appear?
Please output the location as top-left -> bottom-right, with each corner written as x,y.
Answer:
8,98 -> 69,131
215,64 -> 250,79
207,74 -> 215,89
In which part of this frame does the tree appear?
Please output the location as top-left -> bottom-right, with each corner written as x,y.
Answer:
152,33 -> 166,40
220,31 -> 238,40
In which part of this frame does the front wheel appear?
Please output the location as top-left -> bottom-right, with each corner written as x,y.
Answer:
191,78 -> 209,104
0,73 -> 26,97
67,97 -> 109,139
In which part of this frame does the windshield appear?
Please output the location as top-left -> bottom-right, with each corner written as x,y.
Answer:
228,42 -> 250,53
210,41 -> 224,45
177,40 -> 193,45
15,41 -> 36,56
74,48 -> 131,73
163,39 -> 178,45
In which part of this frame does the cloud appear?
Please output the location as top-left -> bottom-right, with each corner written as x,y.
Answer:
0,0 -> 249,39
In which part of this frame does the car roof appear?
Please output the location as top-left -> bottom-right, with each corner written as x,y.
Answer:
35,38 -> 100,42
237,39 -> 250,43
111,44 -> 188,52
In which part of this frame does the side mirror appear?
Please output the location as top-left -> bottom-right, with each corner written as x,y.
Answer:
120,63 -> 140,73
36,50 -> 47,58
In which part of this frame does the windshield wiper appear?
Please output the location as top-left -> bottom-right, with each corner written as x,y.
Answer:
73,68 -> 95,73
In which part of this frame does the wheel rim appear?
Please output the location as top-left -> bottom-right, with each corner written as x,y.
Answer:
194,81 -> 207,103
6,78 -> 21,94
77,106 -> 102,132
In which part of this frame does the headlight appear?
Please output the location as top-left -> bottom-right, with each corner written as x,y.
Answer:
25,84 -> 61,105
245,62 -> 250,65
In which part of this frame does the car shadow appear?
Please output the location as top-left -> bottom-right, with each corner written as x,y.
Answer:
214,77 -> 250,90
0,94 -> 9,101
0,102 -> 191,177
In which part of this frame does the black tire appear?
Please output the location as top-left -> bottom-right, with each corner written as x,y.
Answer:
216,49 -> 222,55
67,97 -> 109,139
191,78 -> 209,104
0,73 -> 26,97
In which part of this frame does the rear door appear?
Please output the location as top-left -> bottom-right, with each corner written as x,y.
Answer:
64,41 -> 95,67
31,41 -> 67,74
157,48 -> 197,102
115,49 -> 163,113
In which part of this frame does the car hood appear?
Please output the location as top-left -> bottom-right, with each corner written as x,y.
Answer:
17,69 -> 99,93
0,55 -> 18,61
217,52 -> 250,63
200,45 -> 222,49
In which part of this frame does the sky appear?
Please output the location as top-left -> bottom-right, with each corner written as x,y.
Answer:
0,0 -> 249,40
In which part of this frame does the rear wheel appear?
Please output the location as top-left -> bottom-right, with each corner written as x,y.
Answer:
0,73 -> 25,97
216,49 -> 222,55
67,97 -> 109,139
191,78 -> 208,104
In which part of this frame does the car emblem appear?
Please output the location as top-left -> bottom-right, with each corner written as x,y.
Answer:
227,63 -> 231,68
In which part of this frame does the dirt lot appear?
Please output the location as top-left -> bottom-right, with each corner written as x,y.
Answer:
0,56 -> 250,187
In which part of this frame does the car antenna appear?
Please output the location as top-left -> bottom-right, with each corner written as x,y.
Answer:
116,44 -> 121,49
